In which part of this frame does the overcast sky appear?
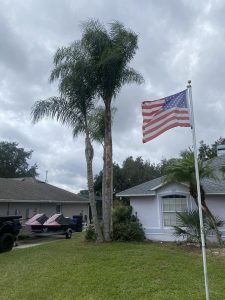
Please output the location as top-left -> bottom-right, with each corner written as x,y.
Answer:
0,0 -> 225,192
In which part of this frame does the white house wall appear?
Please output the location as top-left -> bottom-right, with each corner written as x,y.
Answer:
0,202 -> 89,222
205,196 -> 225,236
130,196 -> 159,228
130,182 -> 194,241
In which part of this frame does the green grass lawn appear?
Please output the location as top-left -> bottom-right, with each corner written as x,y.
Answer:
0,234 -> 225,300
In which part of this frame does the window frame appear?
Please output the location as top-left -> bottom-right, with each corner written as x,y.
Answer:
56,204 -> 62,214
161,194 -> 189,228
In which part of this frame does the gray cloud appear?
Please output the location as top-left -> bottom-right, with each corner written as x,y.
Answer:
0,0 -> 225,192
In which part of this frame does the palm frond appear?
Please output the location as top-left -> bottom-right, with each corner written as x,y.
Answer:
121,67 -> 144,85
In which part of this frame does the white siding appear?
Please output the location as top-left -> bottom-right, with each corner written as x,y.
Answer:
130,196 -> 159,228
206,196 -> 225,236
0,203 -> 9,215
0,202 -> 89,223
130,183 -> 194,241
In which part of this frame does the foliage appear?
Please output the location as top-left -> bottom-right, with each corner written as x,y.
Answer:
0,141 -> 38,178
85,225 -> 97,241
31,38 -> 104,242
164,148 -> 215,185
89,106 -> 117,145
81,19 -> 143,241
112,203 -> 145,241
81,20 -> 144,100
174,210 -> 224,244
94,156 -> 163,195
198,137 -> 225,161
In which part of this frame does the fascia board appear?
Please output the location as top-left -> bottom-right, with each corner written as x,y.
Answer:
0,199 -> 89,203
116,193 -> 155,197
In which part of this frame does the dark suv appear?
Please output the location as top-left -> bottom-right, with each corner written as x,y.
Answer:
0,216 -> 22,253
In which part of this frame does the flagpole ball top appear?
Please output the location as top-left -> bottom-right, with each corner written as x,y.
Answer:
187,80 -> 191,88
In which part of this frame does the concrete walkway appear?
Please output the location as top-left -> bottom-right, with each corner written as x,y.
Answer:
14,235 -> 66,250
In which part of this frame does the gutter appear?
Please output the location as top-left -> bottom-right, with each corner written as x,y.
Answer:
116,194 -> 155,197
0,199 -> 89,204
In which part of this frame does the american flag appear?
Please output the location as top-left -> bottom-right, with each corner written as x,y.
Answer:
142,90 -> 191,143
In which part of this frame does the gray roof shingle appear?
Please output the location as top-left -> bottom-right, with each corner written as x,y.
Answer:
0,177 -> 89,203
117,155 -> 225,197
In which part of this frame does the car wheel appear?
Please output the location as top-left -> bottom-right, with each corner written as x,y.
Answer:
0,233 -> 15,253
66,229 -> 72,239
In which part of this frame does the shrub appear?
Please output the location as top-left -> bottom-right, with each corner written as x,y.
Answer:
112,203 -> 145,242
174,210 -> 224,245
85,224 -> 96,241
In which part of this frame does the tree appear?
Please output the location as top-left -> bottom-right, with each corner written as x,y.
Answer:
94,156 -> 162,196
0,141 -> 38,178
81,20 -> 144,241
198,137 -> 225,161
31,43 -> 103,242
164,149 -> 222,244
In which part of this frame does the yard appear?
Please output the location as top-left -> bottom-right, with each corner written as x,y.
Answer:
0,234 -> 225,300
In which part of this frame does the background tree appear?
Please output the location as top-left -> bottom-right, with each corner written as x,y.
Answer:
198,137 -> 225,161
0,141 -> 38,178
94,156 -> 163,196
81,20 -> 144,241
32,42 -> 104,242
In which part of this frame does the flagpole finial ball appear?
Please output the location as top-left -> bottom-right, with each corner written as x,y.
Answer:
187,80 -> 191,88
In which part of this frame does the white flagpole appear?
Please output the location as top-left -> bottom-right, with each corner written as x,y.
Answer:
187,80 -> 209,300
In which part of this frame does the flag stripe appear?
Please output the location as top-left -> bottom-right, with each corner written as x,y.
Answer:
142,109 -> 163,117
143,122 -> 190,143
143,115 -> 190,134
143,119 -> 190,140
143,108 -> 189,129
142,99 -> 164,106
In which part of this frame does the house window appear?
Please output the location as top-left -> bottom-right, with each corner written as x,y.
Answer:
15,209 -> 20,215
56,204 -> 61,213
25,208 -> 30,219
162,195 -> 187,227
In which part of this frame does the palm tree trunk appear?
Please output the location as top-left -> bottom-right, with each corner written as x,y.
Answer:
102,147 -> 106,239
85,134 -> 103,242
190,183 -> 222,245
103,98 -> 112,242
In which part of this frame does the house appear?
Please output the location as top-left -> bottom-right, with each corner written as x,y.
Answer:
0,177 -> 90,222
117,152 -> 225,242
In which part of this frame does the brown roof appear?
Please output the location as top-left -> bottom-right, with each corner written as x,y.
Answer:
0,177 -> 89,203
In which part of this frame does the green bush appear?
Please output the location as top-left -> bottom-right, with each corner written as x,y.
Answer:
174,210 -> 224,245
85,224 -> 97,241
112,203 -> 145,242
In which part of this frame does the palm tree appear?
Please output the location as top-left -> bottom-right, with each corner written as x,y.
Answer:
81,20 -> 144,241
164,149 -> 223,244
31,45 -> 104,242
174,210 -> 224,245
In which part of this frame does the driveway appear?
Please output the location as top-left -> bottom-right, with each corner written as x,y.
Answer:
14,235 -> 67,249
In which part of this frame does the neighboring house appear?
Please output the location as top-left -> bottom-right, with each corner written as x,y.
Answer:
117,152 -> 225,242
0,177 -> 89,222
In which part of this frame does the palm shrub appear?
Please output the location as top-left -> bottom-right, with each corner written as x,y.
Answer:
112,203 -> 145,242
174,210 -> 224,245
85,224 -> 97,241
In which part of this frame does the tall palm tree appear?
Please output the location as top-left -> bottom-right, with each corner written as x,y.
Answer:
81,20 -> 144,241
164,149 -> 222,244
31,45 -> 104,242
